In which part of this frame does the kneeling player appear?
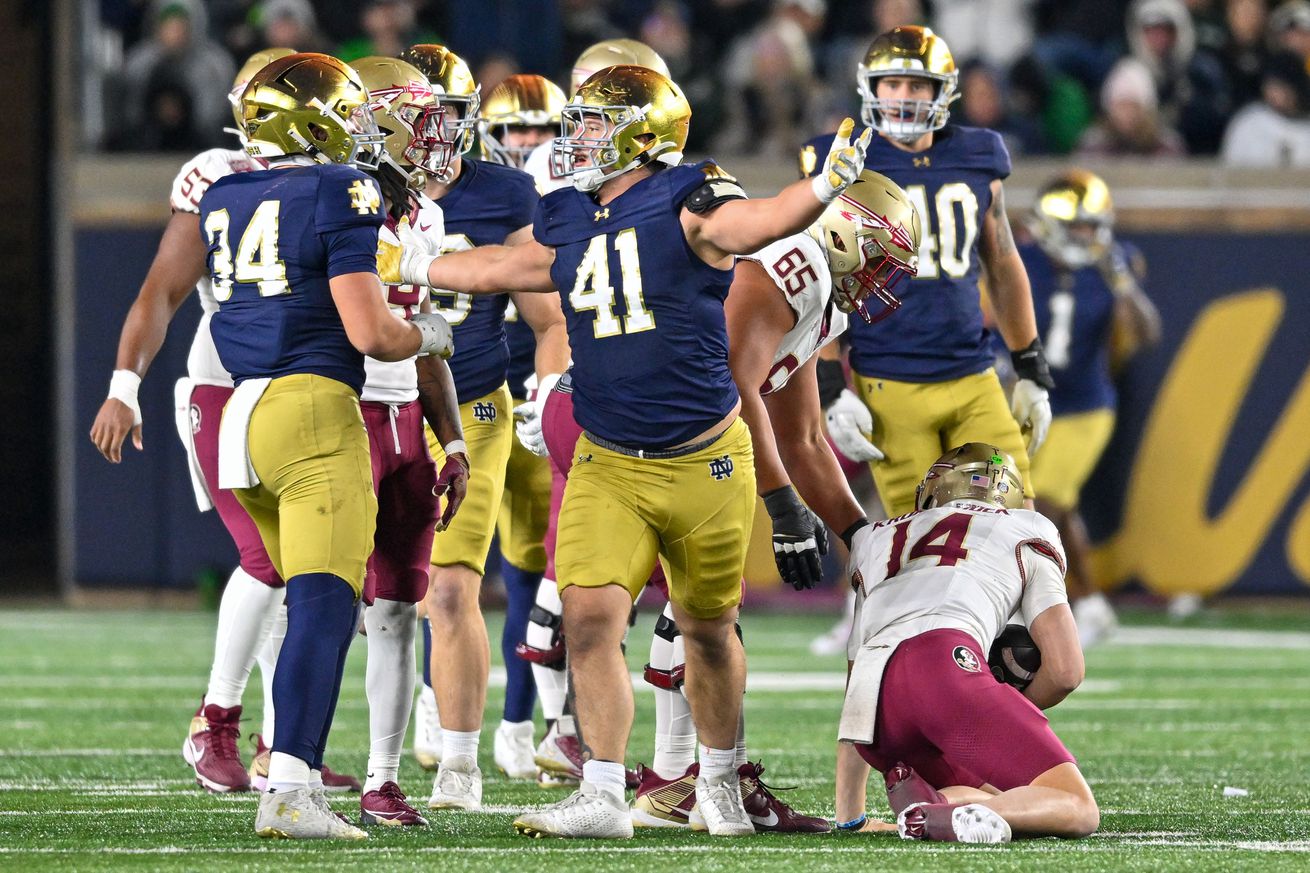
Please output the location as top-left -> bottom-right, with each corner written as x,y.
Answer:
841,444 -> 1098,842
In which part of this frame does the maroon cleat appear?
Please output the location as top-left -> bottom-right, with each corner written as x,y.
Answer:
361,781 -> 429,826
898,802 -> 1012,844
631,763 -> 698,828
182,700 -> 250,793
739,762 -> 832,833
321,763 -> 362,794
552,734 -> 586,780
884,761 -> 947,817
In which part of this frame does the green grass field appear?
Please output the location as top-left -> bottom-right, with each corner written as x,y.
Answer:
1,605 -> 1308,871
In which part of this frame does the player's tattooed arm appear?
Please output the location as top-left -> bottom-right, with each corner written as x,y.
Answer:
979,180 -> 1040,350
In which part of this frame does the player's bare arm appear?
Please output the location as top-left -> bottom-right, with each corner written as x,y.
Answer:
1024,603 -> 1084,710
505,227 -> 572,378
979,181 -> 1039,351
90,211 -> 209,463
414,327 -> 469,532
1106,252 -> 1163,359
428,238 -> 556,295
331,273 -> 430,361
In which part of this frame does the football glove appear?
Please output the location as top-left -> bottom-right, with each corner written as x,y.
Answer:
411,312 -> 454,359
825,389 -> 883,462
513,372 -> 559,458
377,202 -> 444,287
812,118 -> 873,205
763,485 -> 829,591
433,450 -> 469,532
1009,338 -> 1055,457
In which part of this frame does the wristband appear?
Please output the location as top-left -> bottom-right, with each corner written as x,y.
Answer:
442,440 -> 467,459
1010,338 -> 1055,390
839,518 -> 870,549
108,369 -> 143,425
836,813 -> 867,831
816,358 -> 846,408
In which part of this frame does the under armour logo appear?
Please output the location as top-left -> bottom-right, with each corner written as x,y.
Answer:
472,401 -> 496,422
576,453 -> 593,464
913,156 -> 931,168
594,208 -> 609,221
189,405 -> 202,435
708,455 -> 734,480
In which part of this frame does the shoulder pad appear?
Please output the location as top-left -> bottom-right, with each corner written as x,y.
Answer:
699,161 -> 737,182
683,175 -> 747,215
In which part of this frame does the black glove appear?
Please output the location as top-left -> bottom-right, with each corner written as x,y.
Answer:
762,485 -> 829,591
1010,337 -> 1056,391
816,357 -> 846,408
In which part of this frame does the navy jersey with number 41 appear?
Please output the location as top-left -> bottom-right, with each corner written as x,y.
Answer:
803,125 -> 1011,383
200,162 -> 384,394
429,159 -> 538,405
534,162 -> 739,449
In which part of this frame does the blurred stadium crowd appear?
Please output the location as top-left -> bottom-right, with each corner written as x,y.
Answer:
92,0 -> 1310,162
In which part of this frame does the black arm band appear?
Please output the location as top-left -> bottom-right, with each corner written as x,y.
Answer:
683,179 -> 748,214
761,485 -> 803,519
816,358 -> 846,407
1010,338 -> 1056,390
840,518 -> 870,549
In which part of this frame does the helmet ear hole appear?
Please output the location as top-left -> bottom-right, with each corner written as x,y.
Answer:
830,230 -> 847,252
308,122 -> 330,143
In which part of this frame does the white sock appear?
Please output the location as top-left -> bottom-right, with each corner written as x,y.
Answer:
364,598 -> 416,793
651,611 -> 696,779
735,710 -> 747,768
204,568 -> 284,709
699,745 -> 737,782
309,768 -> 324,791
442,729 -> 479,761
583,759 -> 627,802
267,751 -> 310,793
528,578 -> 567,721
256,603 -> 287,744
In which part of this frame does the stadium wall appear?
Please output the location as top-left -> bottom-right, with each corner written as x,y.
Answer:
66,157 -> 1310,596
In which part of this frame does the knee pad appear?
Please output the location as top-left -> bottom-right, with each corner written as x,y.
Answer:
643,609 -> 685,690
517,602 -> 566,670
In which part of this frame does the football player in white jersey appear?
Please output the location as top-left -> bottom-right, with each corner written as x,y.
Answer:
90,48 -> 355,796
839,444 -> 1097,842
630,169 -> 920,831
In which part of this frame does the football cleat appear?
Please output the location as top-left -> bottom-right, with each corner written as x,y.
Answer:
898,802 -> 1011,844
534,724 -> 584,780
255,787 -> 369,840
428,754 -> 482,810
321,763 -> 362,794
808,615 -> 853,656
631,763 -> 697,828
494,720 -> 538,780
361,781 -> 429,827
413,685 -> 442,771
884,762 -> 946,817
183,700 -> 250,793
691,771 -> 755,836
739,762 -> 832,833
537,770 -> 579,788
514,782 -> 634,839
246,733 -> 360,793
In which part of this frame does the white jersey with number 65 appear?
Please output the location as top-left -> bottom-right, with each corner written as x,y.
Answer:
847,502 -> 1069,659
742,229 -> 847,396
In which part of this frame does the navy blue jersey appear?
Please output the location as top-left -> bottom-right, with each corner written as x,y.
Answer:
201,162 -> 383,393
534,162 -> 739,449
431,159 -> 538,404
1022,240 -> 1128,415
503,305 -> 537,400
802,125 -> 1011,382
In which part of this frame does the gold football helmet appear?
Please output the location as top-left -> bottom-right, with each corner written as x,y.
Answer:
240,53 -> 385,169
352,56 -> 453,184
400,45 -> 481,158
857,26 -> 959,142
479,74 -> 567,168
915,443 -> 1025,511
1029,169 -> 1115,269
571,38 -> 671,95
553,65 -> 690,193
228,47 -> 297,136
814,170 -> 920,324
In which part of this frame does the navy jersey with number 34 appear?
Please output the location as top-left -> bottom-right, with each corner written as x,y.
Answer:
200,162 -> 384,394
534,162 -> 739,449
803,125 -> 1011,382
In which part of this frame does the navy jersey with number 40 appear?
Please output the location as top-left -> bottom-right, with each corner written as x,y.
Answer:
200,162 -> 384,394
803,125 -> 1011,382
429,159 -> 539,405
534,162 -> 739,449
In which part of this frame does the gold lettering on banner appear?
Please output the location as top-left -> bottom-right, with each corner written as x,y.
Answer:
1094,289 -> 1310,595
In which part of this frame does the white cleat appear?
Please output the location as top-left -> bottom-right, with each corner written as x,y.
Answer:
533,722 -> 582,780
1168,593 -> 1203,621
691,772 -> 755,836
808,614 -> 853,656
495,720 -> 538,780
513,782 -> 634,839
428,754 -> 482,810
254,788 -> 368,840
412,685 -> 442,771
1074,593 -> 1118,649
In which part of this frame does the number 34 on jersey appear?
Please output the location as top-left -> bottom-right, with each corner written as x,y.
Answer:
570,228 -> 656,338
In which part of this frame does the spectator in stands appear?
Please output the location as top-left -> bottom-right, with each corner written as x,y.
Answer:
957,60 -> 1048,155
1269,0 -> 1310,67
1221,51 -> 1310,165
933,0 -> 1036,70
1125,0 -> 1232,153
1032,0 -> 1131,93
120,0 -> 234,150
1010,54 -> 1095,154
1077,57 -> 1186,156
258,0 -> 329,54
1221,0 -> 1271,109
337,0 -> 437,62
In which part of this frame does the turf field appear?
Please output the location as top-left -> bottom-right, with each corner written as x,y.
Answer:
1,605 -> 1308,871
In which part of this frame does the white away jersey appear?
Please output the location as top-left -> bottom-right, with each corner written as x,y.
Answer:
524,139 -> 570,194
744,230 -> 846,395
848,502 -> 1069,658
170,148 -> 262,385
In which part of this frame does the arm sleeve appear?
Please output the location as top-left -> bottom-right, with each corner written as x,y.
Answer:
1020,552 -> 1069,629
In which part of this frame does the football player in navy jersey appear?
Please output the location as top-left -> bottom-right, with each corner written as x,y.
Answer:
385,64 -> 872,838
199,53 -> 455,840
799,26 -> 1054,828
398,45 -> 570,811
1021,170 -> 1160,648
